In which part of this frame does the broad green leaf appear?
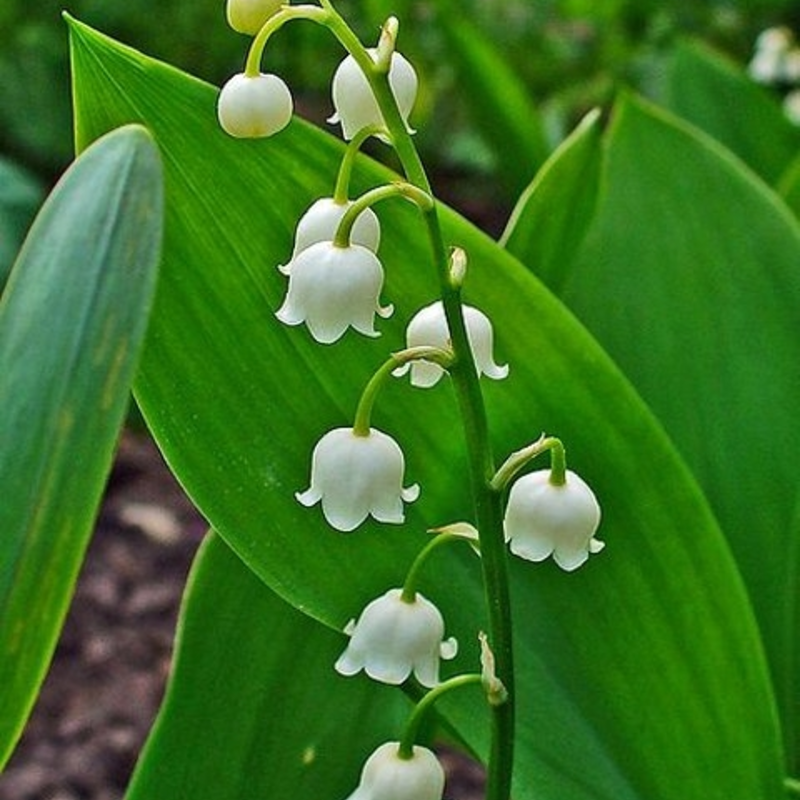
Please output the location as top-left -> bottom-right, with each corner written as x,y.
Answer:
661,40 -> 800,184
518,93 -> 800,771
500,108 -> 602,294
127,532 -> 409,800
70,19 -> 783,800
0,125 -> 162,766
0,157 -> 44,291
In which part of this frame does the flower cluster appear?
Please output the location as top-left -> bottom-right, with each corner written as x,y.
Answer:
218,5 -> 606,800
748,26 -> 800,125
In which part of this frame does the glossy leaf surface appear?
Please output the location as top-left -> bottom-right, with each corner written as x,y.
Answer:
126,532 -> 409,800
509,92 -> 800,771
0,125 -> 162,766
662,40 -> 800,183
70,19 -> 783,800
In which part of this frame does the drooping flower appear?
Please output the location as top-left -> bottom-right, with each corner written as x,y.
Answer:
336,588 -> 457,687
393,301 -> 509,388
503,469 -> 604,571
329,50 -> 418,140
217,73 -> 293,138
225,0 -> 282,35
275,241 -> 393,343
278,198 -> 381,274
296,428 -> 419,531
345,742 -> 445,800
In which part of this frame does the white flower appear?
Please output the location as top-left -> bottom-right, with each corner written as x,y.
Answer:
225,0 -> 282,35
329,49 -> 418,140
217,73 -> 293,138
335,589 -> 457,687
296,428 -> 419,531
345,742 -> 445,800
504,469 -> 604,571
279,198 -> 381,275
275,242 -> 393,343
785,89 -> 800,126
393,301 -> 509,388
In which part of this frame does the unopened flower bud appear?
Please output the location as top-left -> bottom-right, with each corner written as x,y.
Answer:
225,0 -> 283,35
217,73 -> 293,138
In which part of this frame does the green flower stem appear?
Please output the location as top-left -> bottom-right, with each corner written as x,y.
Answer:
315,11 -> 516,800
244,5 -> 330,77
397,673 -> 484,760
490,435 -> 566,492
401,532 -> 466,603
352,346 -> 453,437
333,125 -> 387,203
334,183 -> 433,247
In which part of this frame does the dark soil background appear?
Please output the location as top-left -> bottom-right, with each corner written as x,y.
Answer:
0,432 -> 485,800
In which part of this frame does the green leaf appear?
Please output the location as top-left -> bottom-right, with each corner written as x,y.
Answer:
500,108 -> 602,293
0,156 -> 44,291
0,125 -> 162,767
127,532 -> 409,800
778,152 -> 800,218
661,40 -> 800,184
521,92 -> 800,771
69,19 -> 783,800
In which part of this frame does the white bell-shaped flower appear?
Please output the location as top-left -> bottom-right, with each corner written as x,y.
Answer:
328,49 -> 418,140
225,0 -> 282,35
335,589 -> 457,687
393,301 -> 509,388
278,198 -> 381,275
504,469 -> 604,571
217,73 -> 293,138
296,428 -> 419,531
345,742 -> 445,800
275,241 -> 393,343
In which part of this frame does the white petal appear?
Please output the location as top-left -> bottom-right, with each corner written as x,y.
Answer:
217,73 -> 292,138
439,636 -> 458,660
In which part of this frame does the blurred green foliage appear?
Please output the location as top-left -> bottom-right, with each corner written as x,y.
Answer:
1,0 -> 798,199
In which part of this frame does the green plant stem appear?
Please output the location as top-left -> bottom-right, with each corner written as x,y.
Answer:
244,5 -> 330,77
352,346 -> 453,437
333,125 -> 387,203
401,532 -> 464,603
319,10 -> 516,800
334,183 -> 432,247
398,674 -> 484,759
490,434 -> 566,492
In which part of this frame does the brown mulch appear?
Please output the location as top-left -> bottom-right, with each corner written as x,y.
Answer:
0,433 -> 485,800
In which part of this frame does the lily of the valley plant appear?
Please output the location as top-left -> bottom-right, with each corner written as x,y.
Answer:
217,2 -> 605,799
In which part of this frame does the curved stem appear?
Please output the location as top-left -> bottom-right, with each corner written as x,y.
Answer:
401,532 -> 465,603
490,434 -> 565,492
334,182 -> 432,247
398,673 -> 483,760
333,124 -> 387,203
244,5 -> 330,77
352,346 -> 453,436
